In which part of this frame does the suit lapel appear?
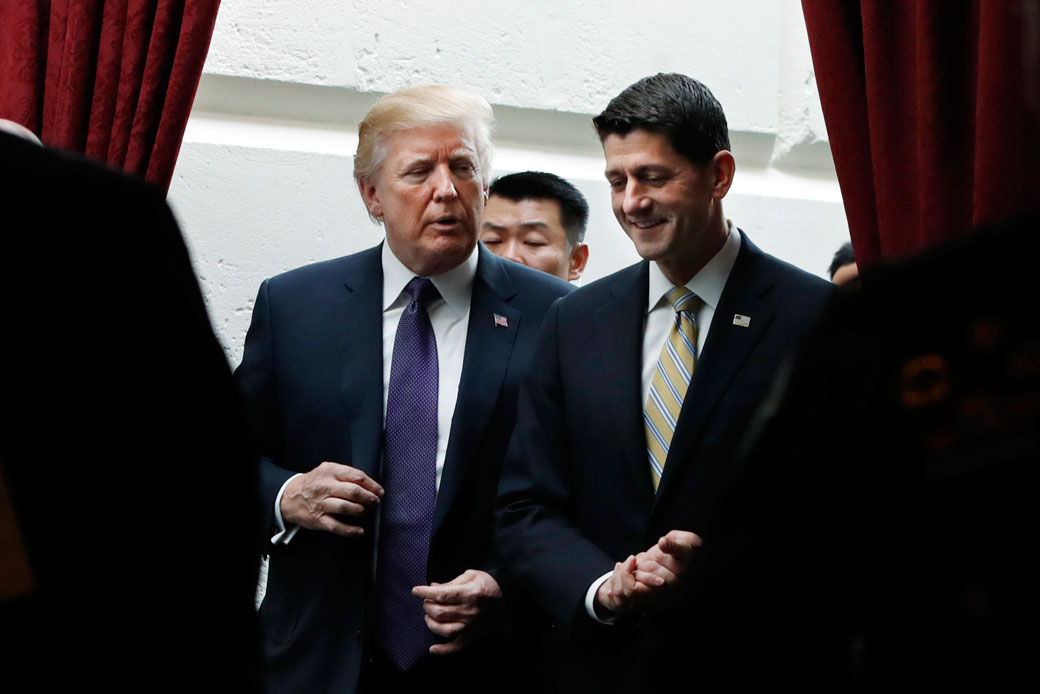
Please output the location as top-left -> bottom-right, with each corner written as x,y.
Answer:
433,248 -> 520,532
596,262 -> 657,509
338,245 -> 385,481
653,232 -> 777,505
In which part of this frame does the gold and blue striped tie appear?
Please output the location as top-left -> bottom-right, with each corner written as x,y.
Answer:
645,287 -> 698,491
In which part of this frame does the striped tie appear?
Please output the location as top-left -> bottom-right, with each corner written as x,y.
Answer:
644,287 -> 699,491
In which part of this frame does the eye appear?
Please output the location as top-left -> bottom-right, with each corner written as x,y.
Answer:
524,240 -> 547,247
451,160 -> 476,177
607,178 -> 625,191
641,171 -> 670,186
482,237 -> 501,245
403,165 -> 430,180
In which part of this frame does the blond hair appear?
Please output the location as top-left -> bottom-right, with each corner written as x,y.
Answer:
354,86 -> 494,196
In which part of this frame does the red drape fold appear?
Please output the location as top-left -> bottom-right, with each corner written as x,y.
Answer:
0,0 -> 220,192
802,0 -> 1039,269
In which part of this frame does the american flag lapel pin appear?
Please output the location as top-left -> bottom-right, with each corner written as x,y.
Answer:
732,314 -> 751,328
494,313 -> 509,328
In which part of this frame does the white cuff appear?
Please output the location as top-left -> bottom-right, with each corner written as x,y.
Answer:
584,571 -> 618,624
270,474 -> 302,545
255,555 -> 269,610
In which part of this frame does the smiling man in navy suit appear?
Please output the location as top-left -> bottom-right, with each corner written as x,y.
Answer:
495,73 -> 833,690
235,86 -> 572,694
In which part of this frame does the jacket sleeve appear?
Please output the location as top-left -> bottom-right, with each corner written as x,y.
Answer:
234,279 -> 296,544
494,299 -> 617,629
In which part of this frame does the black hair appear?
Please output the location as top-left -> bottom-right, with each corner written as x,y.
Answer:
828,241 -> 857,279
488,171 -> 590,246
593,72 -> 730,165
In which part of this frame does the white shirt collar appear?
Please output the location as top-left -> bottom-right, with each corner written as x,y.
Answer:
646,220 -> 742,312
381,241 -> 478,318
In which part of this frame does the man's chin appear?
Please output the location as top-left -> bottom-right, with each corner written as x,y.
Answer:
632,243 -> 667,263
411,238 -> 476,276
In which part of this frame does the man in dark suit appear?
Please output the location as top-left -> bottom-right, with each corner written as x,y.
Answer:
235,86 -> 572,693
0,130 -> 262,692
495,73 -> 833,690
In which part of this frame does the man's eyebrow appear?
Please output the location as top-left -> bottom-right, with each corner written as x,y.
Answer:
632,164 -> 672,176
398,154 -> 433,169
481,221 -> 506,230
518,221 -> 551,230
605,164 -> 672,178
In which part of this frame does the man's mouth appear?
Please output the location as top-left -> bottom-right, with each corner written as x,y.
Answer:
630,218 -> 665,230
431,215 -> 460,227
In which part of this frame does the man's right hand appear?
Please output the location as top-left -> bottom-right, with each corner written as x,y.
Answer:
594,529 -> 702,616
280,462 -> 384,537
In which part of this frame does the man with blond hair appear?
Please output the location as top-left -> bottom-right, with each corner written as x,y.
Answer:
236,85 -> 571,693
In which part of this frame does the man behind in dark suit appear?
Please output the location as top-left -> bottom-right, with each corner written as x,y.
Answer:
495,73 -> 833,690
235,86 -> 572,693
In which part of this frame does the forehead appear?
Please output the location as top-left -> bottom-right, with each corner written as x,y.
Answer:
484,196 -> 565,228
383,123 -> 477,162
602,129 -> 688,170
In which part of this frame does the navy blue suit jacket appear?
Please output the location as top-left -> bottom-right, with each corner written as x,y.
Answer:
236,242 -> 572,693
495,230 -> 833,690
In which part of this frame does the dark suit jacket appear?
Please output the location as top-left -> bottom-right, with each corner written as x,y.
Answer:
722,211 -> 1040,692
0,132 -> 262,692
235,242 -> 572,693
495,230 -> 832,691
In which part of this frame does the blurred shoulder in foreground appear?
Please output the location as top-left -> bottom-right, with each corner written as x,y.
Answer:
723,210 -> 1040,692
0,132 -> 262,693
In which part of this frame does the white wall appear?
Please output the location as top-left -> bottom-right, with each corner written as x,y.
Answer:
168,0 -> 848,364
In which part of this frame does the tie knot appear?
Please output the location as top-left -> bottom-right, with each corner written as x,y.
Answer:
405,277 -> 440,307
666,287 -> 697,313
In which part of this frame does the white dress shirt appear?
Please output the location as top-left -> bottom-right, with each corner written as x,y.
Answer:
269,242 -> 478,545
584,222 -> 742,622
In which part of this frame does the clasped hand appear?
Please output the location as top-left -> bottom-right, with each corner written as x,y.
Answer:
595,529 -> 702,616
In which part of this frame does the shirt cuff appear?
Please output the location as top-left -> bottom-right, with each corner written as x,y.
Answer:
584,571 -> 619,624
270,473 -> 302,545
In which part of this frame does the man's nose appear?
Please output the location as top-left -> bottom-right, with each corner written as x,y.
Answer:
431,166 -> 458,201
501,239 -> 526,265
621,180 -> 650,216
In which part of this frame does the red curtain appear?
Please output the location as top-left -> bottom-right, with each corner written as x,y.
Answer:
0,0 -> 220,192
802,0 -> 1040,269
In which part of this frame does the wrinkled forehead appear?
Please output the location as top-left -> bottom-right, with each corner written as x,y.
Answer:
384,122 -> 479,160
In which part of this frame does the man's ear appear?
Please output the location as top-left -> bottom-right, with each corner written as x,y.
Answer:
568,243 -> 590,282
359,177 -> 383,219
711,150 -> 736,200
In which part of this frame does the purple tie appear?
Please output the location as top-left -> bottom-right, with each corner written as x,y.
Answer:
376,276 -> 440,670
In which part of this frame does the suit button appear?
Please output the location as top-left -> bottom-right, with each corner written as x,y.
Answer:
355,629 -> 363,643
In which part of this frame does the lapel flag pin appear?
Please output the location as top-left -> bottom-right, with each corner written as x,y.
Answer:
732,314 -> 751,328
493,313 -> 509,328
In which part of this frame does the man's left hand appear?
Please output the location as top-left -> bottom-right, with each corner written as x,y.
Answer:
412,569 -> 502,655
